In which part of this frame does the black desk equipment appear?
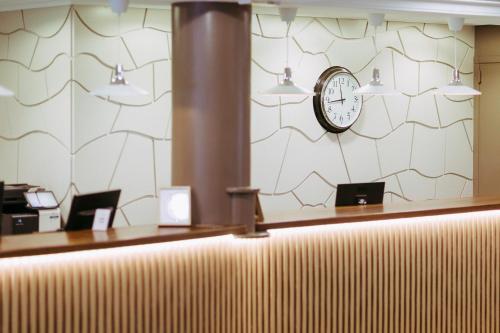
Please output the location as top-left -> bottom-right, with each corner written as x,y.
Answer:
64,190 -> 121,231
1,184 -> 39,235
335,182 -> 385,207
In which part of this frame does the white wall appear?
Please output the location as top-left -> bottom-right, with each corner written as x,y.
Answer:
0,6 -> 474,226
252,15 -> 475,212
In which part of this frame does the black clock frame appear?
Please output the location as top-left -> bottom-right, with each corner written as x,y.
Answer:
313,66 -> 363,133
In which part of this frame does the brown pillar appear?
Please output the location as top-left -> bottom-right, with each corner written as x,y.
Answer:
171,2 -> 253,227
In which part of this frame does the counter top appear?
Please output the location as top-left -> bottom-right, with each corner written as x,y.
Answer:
2,197 -> 500,259
257,196 -> 500,231
0,224 -> 246,259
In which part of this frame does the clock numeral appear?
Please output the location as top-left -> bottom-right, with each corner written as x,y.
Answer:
347,112 -> 351,120
340,77 -> 345,84
333,81 -> 338,88
328,88 -> 335,95
339,115 -> 343,124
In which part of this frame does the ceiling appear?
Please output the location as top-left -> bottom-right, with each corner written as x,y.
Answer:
2,0 -> 500,25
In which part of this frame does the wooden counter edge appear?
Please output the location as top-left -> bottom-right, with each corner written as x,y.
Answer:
0,224 -> 246,259
256,197 -> 500,231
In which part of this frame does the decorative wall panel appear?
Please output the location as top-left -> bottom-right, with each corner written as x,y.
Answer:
253,16 -> 475,213
0,7 -> 72,215
0,6 -> 474,226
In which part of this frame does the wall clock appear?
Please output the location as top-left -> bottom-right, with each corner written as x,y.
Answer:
313,66 -> 363,133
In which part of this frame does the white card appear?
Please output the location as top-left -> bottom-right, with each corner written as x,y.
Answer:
92,208 -> 112,231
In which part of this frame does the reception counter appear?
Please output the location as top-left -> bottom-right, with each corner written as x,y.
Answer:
0,197 -> 498,259
0,197 -> 499,332
0,224 -> 246,259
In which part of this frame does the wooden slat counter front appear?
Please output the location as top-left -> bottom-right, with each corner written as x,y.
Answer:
1,197 -> 500,332
0,224 -> 246,258
257,196 -> 500,231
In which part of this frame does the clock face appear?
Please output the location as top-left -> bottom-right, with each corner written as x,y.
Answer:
313,67 -> 363,133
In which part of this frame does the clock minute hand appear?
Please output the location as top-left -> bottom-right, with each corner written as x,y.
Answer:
339,84 -> 344,105
328,98 -> 346,104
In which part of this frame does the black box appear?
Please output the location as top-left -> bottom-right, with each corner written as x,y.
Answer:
1,184 -> 40,235
1,213 -> 39,235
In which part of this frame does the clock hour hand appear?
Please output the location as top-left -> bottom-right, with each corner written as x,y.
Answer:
327,98 -> 346,104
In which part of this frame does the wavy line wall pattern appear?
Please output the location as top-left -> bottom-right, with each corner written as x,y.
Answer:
0,6 -> 474,226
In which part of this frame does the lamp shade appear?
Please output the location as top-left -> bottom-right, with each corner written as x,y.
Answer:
435,69 -> 481,96
435,84 -> 481,96
260,67 -> 315,97
0,85 -> 14,97
354,83 -> 400,96
353,68 -> 400,96
90,64 -> 148,97
90,83 -> 148,97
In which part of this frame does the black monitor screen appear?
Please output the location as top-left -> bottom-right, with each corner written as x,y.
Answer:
335,182 -> 385,207
65,190 -> 121,231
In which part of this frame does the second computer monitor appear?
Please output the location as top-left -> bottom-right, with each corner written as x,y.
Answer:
65,190 -> 121,231
335,182 -> 385,207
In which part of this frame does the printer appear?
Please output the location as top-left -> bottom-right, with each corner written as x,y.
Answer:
1,184 -> 61,235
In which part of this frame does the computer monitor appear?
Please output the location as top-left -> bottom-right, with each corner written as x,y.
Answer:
335,182 -> 385,207
0,181 -> 4,216
64,190 -> 121,231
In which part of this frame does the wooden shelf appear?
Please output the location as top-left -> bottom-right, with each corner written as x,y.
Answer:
257,196 -> 500,231
0,224 -> 246,259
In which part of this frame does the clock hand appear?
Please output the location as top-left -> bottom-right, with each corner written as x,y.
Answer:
339,84 -> 344,105
327,98 -> 346,104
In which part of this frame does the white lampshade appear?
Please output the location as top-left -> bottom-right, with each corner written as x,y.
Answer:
0,85 -> 14,97
354,68 -> 400,96
90,83 -> 148,97
435,83 -> 481,96
260,67 -> 315,97
90,64 -> 148,97
435,69 -> 481,96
